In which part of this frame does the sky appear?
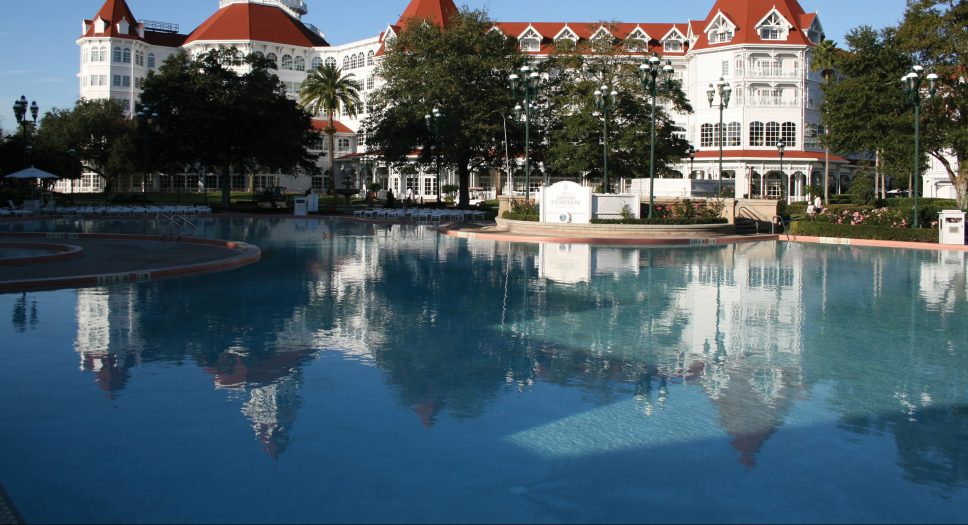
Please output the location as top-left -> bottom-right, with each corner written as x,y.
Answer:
0,0 -> 910,133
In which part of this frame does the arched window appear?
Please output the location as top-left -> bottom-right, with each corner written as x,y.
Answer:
311,57 -> 323,70
749,121 -> 765,147
342,56 -> 350,69
781,122 -> 797,146
113,47 -> 122,62
135,50 -> 144,66
367,50 -> 375,66
281,55 -> 293,70
294,56 -> 305,71
700,124 -> 714,148
266,53 -> 278,69
765,121 -> 780,146
727,122 -> 741,147
325,57 -> 336,68
252,51 -> 264,60
358,53 -> 365,67
122,48 -> 131,63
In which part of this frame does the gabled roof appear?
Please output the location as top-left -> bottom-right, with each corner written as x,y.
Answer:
492,22 -> 689,55
184,2 -> 329,47
691,0 -> 815,51
395,0 -> 459,30
81,0 -> 141,40
311,119 -> 355,134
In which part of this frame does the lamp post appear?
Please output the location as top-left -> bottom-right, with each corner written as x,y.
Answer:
639,54 -> 675,217
510,65 -> 540,201
776,139 -> 786,202
594,84 -> 618,194
687,145 -> 696,178
12,95 -> 39,168
424,106 -> 443,205
706,78 -> 732,196
903,65 -> 938,228
136,105 -> 159,194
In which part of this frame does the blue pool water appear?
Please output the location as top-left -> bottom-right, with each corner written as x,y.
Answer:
1,217 -> 967,523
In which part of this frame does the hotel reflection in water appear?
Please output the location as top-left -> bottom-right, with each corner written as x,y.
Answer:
62,231 -> 967,477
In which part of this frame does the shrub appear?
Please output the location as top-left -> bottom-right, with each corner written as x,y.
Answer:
502,199 -> 538,221
803,207 -> 911,228
789,221 -> 938,243
848,173 -> 875,204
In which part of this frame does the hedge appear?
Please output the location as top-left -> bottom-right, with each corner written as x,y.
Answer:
591,217 -> 728,225
501,211 -> 538,221
788,221 -> 939,243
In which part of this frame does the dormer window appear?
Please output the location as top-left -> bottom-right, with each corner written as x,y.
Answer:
117,18 -> 130,35
664,39 -> 683,52
591,26 -> 614,42
519,28 -> 542,52
706,14 -> 735,44
625,27 -> 650,52
757,11 -> 790,41
94,17 -> 106,34
554,26 -> 579,45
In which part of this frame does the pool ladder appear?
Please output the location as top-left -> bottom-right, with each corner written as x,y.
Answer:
156,213 -> 197,241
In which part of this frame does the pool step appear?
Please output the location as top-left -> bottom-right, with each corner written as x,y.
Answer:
0,483 -> 23,525
734,217 -> 759,235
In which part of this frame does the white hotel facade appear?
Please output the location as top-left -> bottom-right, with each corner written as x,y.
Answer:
70,0 -> 897,201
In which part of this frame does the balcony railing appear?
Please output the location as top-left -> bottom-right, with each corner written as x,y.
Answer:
748,68 -> 800,78
747,97 -> 801,107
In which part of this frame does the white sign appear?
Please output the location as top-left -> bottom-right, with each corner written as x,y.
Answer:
540,181 -> 592,224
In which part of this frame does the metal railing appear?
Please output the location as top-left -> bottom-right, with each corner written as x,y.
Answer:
156,213 -> 196,242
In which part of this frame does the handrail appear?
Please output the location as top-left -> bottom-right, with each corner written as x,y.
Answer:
156,213 -> 196,241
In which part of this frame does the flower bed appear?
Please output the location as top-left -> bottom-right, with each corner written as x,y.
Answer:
788,221 -> 938,243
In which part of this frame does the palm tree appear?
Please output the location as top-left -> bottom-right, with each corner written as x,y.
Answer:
299,64 -> 362,195
811,39 -> 839,205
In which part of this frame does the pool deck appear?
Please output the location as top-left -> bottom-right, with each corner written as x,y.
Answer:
0,232 -> 261,293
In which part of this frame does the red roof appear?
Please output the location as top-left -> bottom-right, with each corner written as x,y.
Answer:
396,0 -> 459,29
493,22 -> 691,56
81,0 -> 141,40
691,0 -> 815,51
694,149 -> 847,162
184,2 -> 328,47
311,119 -> 354,134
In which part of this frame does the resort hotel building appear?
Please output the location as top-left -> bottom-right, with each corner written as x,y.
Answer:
69,0 -> 943,201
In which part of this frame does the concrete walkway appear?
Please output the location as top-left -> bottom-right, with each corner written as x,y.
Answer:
0,233 -> 261,293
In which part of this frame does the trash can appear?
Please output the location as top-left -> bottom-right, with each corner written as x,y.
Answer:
938,209 -> 966,245
307,193 -> 319,213
293,196 -> 308,217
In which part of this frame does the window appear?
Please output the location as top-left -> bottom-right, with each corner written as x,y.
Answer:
521,38 -> 540,51
721,60 -> 729,77
734,56 -> 744,75
367,51 -> 375,66
281,55 -> 293,70
663,40 -> 682,52
727,122 -> 741,147
147,53 -> 155,69
113,75 -> 122,87
122,48 -> 131,63
758,12 -> 787,41
781,122 -> 797,146
294,56 -> 305,71
266,53 -> 278,69
367,76 -> 374,90
805,124 -> 820,149
135,50 -> 144,66
342,56 -> 350,69
708,16 -> 734,44
311,57 -> 322,70
357,53 -> 365,68
113,47 -> 122,62
749,121 -> 765,147
700,123 -> 715,148
424,178 -> 436,196
99,46 -> 107,62
765,121 -> 780,146
123,76 -> 131,87
338,137 -> 351,151
325,57 -> 336,68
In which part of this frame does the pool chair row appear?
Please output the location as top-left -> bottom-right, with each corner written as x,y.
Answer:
353,208 -> 488,223
54,205 -> 213,216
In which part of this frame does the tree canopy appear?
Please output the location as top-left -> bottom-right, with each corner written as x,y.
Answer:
299,64 -> 363,195
140,47 -> 319,205
364,9 -> 520,208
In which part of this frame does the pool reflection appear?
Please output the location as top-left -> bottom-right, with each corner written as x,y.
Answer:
22,219 -> 968,490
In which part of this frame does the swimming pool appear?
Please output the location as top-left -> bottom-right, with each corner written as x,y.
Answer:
1,217 -> 966,523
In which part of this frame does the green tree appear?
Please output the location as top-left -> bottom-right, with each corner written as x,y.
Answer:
822,27 -> 914,198
34,99 -> 137,193
299,64 -> 363,195
811,39 -> 840,204
541,30 -> 693,188
365,8 -> 519,208
140,48 -> 319,205
896,0 -> 968,209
